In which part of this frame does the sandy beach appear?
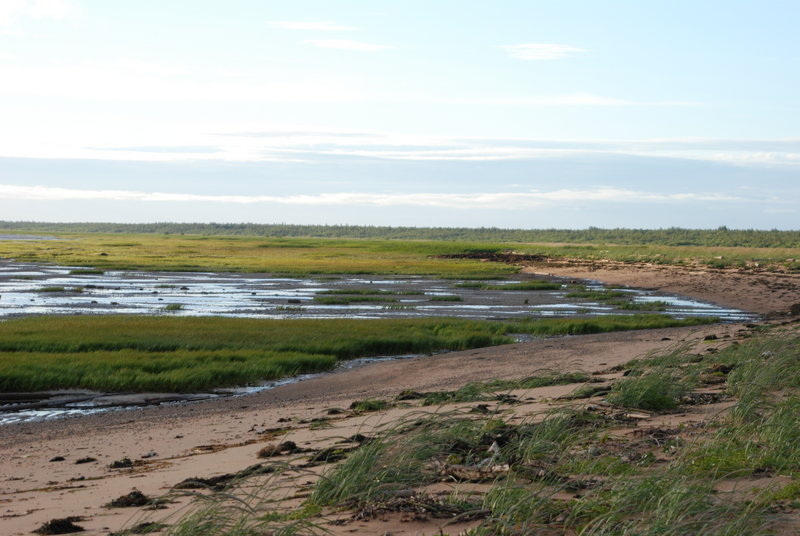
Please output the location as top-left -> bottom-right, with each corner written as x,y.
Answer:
2,263 -> 798,535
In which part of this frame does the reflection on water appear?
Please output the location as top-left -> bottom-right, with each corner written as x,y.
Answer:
0,261 -> 754,322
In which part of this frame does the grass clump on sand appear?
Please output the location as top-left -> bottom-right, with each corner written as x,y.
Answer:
420,371 -> 596,406
606,369 -> 691,411
0,315 -> 714,393
684,333 -> 800,477
310,414 -> 500,507
141,328 -> 800,535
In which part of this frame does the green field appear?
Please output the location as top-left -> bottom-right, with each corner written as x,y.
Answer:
0,229 -> 798,275
0,315 -> 714,393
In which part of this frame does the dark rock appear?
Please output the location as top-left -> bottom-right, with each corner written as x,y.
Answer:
790,303 -> 800,316
74,457 -> 96,464
49,456 -> 66,462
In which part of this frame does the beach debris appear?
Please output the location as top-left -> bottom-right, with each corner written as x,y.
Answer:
433,460 -> 510,482
141,450 -> 158,459
395,389 -> 426,400
173,463 -> 277,491
494,393 -> 521,404
257,440 -> 299,458
352,491 -> 488,522
109,457 -> 134,469
33,516 -> 85,534
342,433 -> 373,444
469,404 -> 491,414
307,446 -> 355,464
107,489 -> 151,508
108,521 -> 168,535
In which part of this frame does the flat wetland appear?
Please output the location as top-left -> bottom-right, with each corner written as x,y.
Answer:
2,228 -> 800,536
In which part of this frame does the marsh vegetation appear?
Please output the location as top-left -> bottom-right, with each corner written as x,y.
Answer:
0,315 -> 714,393
1,229 -> 798,275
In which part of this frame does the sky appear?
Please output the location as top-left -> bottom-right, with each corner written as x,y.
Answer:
0,0 -> 798,229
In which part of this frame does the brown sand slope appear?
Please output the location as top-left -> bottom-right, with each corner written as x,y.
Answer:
524,260 -> 800,315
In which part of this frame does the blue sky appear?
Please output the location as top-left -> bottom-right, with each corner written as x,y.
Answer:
0,0 -> 798,229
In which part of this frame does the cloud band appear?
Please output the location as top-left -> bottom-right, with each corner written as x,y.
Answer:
0,184 -> 743,209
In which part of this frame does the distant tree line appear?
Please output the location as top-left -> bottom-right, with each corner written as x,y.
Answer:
0,221 -> 798,248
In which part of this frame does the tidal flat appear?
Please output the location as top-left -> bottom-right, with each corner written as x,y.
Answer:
0,260 -> 749,321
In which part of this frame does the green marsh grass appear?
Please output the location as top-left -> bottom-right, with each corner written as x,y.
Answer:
2,230 -> 797,277
36,286 -> 70,292
0,315 -> 714,393
0,233 -> 520,277
566,289 -> 629,301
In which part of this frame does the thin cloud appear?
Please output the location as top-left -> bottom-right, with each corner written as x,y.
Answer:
501,43 -> 585,60
0,184 -> 744,209
305,39 -> 393,52
0,0 -> 80,26
91,145 -> 221,154
270,21 -> 355,31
